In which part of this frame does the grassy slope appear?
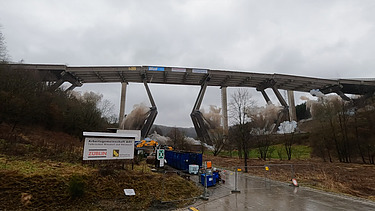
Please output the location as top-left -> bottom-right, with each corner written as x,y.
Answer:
207,144 -> 311,160
0,124 -> 202,210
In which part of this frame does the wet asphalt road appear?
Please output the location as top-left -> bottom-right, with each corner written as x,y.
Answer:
186,169 -> 375,211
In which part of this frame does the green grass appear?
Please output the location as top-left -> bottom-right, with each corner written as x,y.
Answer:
0,155 -> 94,176
206,144 -> 311,160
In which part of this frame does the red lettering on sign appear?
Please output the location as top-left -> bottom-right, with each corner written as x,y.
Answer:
88,151 -> 107,156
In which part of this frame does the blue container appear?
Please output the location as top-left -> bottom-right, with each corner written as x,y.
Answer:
213,171 -> 219,183
200,173 -> 216,187
189,153 -> 202,167
165,150 -> 203,171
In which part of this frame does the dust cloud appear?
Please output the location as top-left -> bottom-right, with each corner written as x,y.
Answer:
120,103 -> 149,130
148,131 -> 171,145
300,95 -> 343,119
247,104 -> 283,132
201,105 -> 222,129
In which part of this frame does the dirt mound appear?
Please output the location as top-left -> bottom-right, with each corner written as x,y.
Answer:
0,157 -> 201,210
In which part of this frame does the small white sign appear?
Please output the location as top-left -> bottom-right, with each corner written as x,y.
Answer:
160,159 -> 164,167
157,149 -> 165,160
124,189 -> 135,196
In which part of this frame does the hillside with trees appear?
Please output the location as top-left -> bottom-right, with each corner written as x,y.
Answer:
221,88 -> 375,165
304,96 -> 375,164
0,29 -> 201,210
0,64 -> 116,137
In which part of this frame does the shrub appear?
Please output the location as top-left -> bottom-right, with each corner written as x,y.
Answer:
68,175 -> 86,199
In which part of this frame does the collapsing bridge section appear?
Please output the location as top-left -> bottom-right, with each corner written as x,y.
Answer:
140,75 -> 158,139
256,79 -> 292,132
119,74 -> 158,139
191,75 -> 212,144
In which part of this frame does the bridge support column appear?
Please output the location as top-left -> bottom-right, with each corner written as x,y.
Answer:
221,86 -> 228,135
260,89 -> 272,104
271,87 -> 288,108
119,82 -> 128,128
141,76 -> 158,138
191,76 -> 211,144
287,90 -> 297,121
272,87 -> 290,121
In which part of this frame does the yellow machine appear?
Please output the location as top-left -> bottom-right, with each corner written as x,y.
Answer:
136,139 -> 158,148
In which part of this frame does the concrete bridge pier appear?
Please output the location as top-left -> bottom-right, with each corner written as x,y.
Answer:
119,82 -> 128,128
221,86 -> 228,135
287,90 -> 297,122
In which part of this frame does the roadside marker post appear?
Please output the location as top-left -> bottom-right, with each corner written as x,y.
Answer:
231,167 -> 241,193
200,167 -> 209,200
157,149 -> 165,168
264,165 -> 270,189
292,178 -> 299,187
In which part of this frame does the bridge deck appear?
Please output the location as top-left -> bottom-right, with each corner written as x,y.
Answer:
9,63 -> 375,95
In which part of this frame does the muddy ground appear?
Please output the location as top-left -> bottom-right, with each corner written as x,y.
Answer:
204,154 -> 375,201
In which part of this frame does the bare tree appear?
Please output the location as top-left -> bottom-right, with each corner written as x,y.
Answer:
202,105 -> 226,156
167,127 -> 185,150
309,96 -> 375,164
210,128 -> 226,156
247,104 -> 280,160
278,121 -> 297,160
250,128 -> 271,160
229,88 -> 255,172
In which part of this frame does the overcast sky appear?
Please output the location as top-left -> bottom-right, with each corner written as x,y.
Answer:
1,0 -> 375,127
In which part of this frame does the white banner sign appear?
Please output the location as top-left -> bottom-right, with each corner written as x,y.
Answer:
172,68 -> 186,73
83,132 -> 135,160
192,69 -> 208,74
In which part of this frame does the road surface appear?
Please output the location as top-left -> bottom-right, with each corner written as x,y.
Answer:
185,169 -> 375,211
